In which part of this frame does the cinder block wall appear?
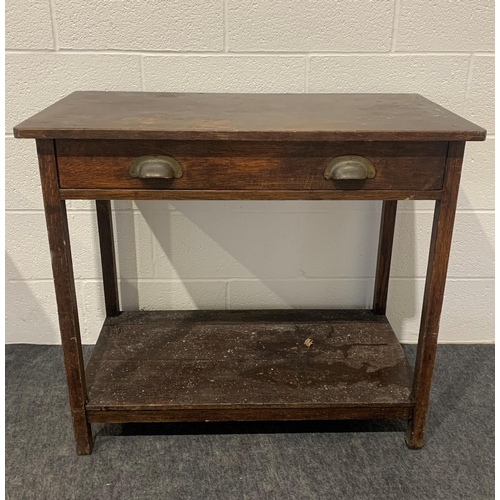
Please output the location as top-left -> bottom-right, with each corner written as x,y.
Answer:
6,1 -> 494,344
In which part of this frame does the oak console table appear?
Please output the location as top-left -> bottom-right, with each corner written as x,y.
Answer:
14,92 -> 485,455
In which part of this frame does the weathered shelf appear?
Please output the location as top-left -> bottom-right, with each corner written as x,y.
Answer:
85,310 -> 414,423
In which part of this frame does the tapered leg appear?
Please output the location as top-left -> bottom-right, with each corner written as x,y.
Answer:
406,142 -> 465,449
373,201 -> 398,315
37,139 -> 93,455
96,200 -> 120,317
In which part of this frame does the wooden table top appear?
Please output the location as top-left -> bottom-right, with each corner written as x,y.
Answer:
14,91 -> 486,142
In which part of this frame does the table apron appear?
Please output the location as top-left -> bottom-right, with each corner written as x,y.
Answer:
58,188 -> 442,201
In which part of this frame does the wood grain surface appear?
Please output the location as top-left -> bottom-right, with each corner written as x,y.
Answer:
406,142 -> 466,449
373,201 -> 398,315
14,92 -> 486,141
56,139 -> 447,191
87,406 -> 412,423
95,200 -> 120,317
22,94 -> 475,452
60,188 -> 443,201
36,139 -> 93,454
85,310 -> 413,419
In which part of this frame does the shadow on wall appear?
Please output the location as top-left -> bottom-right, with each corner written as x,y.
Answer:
113,199 -> 412,321
386,191 -> 494,342
387,201 -> 418,340
5,254 -> 60,343
110,194 -> 492,343
6,191 -> 492,344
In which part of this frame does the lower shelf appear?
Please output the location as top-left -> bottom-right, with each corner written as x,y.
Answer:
85,310 -> 414,423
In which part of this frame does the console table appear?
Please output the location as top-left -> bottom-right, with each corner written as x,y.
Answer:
14,92 -> 486,455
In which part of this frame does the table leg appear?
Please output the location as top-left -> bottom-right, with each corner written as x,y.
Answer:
373,200 -> 398,315
36,139 -> 93,455
96,200 -> 120,317
405,142 -> 465,449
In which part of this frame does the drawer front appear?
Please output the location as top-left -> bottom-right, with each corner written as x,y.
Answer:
56,140 -> 447,191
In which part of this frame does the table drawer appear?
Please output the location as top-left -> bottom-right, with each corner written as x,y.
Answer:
56,140 -> 447,191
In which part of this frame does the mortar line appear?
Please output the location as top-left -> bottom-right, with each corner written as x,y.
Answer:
223,0 -> 229,52
225,282 -> 231,310
5,48 -> 489,57
463,53 -> 475,114
305,55 -> 310,92
139,56 -> 146,91
48,0 -> 60,51
151,213 -> 158,279
390,0 -> 401,52
76,280 -> 88,338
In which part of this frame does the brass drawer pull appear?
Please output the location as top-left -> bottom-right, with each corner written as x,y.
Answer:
324,155 -> 376,180
128,155 -> 183,179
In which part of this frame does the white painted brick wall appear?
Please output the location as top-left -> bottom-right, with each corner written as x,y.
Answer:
54,0 -> 224,51
308,55 -> 470,113
5,0 -> 494,344
143,56 -> 306,93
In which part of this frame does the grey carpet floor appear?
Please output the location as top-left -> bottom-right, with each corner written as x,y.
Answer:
6,344 -> 494,500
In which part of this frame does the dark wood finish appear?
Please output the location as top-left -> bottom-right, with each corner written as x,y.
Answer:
56,139 -> 447,191
87,406 -> 412,423
95,200 -> 120,317
36,139 -> 93,455
85,310 -> 413,416
373,201 -> 398,315
13,93 -> 483,454
405,142 -> 465,449
14,92 -> 486,142
60,188 -> 443,201
104,308 -> 390,324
